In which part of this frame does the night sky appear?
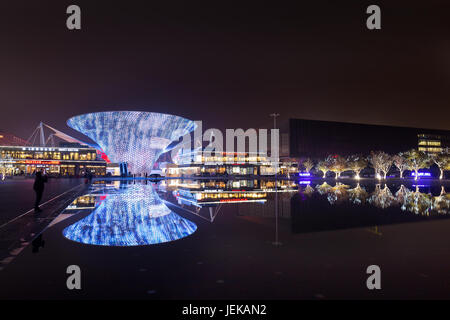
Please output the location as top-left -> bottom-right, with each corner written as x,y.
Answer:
1,1 -> 449,140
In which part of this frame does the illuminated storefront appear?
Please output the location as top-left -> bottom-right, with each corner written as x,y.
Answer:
166,150 -> 298,178
0,145 -> 106,176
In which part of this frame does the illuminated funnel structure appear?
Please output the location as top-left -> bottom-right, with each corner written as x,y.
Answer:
63,184 -> 197,246
67,111 -> 196,174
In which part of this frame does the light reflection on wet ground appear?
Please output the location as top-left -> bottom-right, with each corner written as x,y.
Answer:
61,179 -> 450,244
62,183 -> 197,246
0,178 -> 449,299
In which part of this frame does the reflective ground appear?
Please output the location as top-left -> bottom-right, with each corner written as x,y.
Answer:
0,178 -> 449,299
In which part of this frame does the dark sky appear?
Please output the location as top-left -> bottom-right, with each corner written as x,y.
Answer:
1,0 -> 449,140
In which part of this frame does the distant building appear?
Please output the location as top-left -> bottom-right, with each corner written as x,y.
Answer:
0,131 -> 29,146
0,143 -> 106,176
289,118 -> 450,159
165,150 -> 298,178
417,134 -> 445,153
0,127 -> 107,176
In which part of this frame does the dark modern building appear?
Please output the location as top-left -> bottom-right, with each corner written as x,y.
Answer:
289,118 -> 450,159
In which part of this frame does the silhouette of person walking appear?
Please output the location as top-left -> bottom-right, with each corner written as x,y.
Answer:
33,171 -> 47,213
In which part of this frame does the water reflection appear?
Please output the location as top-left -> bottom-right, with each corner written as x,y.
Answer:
156,179 -> 297,221
63,183 -> 197,246
62,179 -> 449,244
304,182 -> 450,216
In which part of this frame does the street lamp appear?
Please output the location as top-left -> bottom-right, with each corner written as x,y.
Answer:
270,113 -> 281,246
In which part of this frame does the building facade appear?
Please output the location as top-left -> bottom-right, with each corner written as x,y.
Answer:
163,150 -> 298,178
0,144 -> 106,176
289,118 -> 450,159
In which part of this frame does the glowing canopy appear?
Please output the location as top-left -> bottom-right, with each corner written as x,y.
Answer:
67,111 -> 195,173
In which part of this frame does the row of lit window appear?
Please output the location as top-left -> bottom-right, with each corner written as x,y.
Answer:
195,156 -> 269,163
418,147 -> 443,153
418,140 -> 441,146
0,151 -> 97,160
198,192 -> 266,200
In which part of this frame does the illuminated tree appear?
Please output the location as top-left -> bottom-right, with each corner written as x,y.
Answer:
369,151 -> 392,179
316,160 -> 330,178
403,149 -> 432,180
327,155 -> 347,179
431,151 -> 450,180
302,158 -> 315,173
347,155 -> 368,179
392,153 -> 409,178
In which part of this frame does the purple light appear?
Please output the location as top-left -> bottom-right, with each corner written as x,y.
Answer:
411,172 -> 431,177
298,172 -> 311,177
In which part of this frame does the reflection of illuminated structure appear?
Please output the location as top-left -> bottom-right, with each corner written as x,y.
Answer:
161,179 -> 297,206
432,186 -> 450,214
316,182 -> 333,195
323,183 -> 349,204
63,184 -> 197,246
348,184 -> 368,205
309,182 -> 449,216
403,187 -> 432,215
66,195 -> 98,210
368,184 -> 395,209
67,111 -> 196,174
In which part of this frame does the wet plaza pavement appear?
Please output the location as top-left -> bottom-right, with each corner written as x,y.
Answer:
0,178 -> 84,226
0,178 -> 449,299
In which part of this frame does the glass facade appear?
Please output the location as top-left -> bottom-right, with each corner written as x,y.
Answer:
0,145 -> 106,176
417,134 -> 444,153
167,150 -> 298,178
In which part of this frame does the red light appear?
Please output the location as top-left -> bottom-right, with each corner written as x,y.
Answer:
24,160 -> 60,165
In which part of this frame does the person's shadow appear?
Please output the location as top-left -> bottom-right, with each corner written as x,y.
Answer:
32,234 -> 45,253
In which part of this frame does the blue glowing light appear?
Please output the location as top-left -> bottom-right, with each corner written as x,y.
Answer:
411,172 -> 432,177
67,111 -> 196,174
63,184 -> 197,246
298,172 -> 311,177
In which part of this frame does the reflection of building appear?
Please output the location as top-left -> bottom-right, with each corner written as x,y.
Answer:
0,143 -> 106,176
237,191 -> 294,218
106,163 -> 121,176
289,118 -> 450,158
166,150 -> 298,177
67,111 -> 196,174
161,179 -> 297,206
66,195 -> 98,210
